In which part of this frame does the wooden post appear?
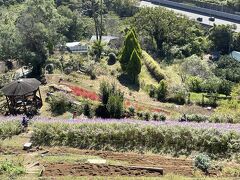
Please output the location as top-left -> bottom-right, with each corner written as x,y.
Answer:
38,88 -> 42,101
5,96 -> 11,115
202,94 -> 204,106
33,91 -> 37,107
10,96 -> 16,115
23,95 -> 27,115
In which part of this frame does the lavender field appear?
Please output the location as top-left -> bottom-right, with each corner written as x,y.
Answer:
31,116 -> 240,134
1,115 -> 240,134
1,116 -> 240,159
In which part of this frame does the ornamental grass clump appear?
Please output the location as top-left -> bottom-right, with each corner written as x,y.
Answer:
0,118 -> 22,140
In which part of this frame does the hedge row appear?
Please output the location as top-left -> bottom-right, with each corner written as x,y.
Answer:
142,51 -> 165,82
31,122 -> 240,159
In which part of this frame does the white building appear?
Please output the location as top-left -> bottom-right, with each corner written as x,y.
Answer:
66,42 -> 88,53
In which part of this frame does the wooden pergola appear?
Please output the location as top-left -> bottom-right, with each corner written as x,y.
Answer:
1,78 -> 42,116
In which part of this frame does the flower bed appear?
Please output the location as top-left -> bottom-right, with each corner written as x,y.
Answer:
67,85 -> 169,115
31,117 -> 240,159
68,85 -> 99,101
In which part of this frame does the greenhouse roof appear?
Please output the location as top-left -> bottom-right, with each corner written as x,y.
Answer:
231,51 -> 240,62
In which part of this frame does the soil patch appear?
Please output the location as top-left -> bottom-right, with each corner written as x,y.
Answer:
43,163 -> 163,177
48,148 -> 194,176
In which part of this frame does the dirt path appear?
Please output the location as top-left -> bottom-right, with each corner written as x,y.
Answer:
22,131 -> 42,178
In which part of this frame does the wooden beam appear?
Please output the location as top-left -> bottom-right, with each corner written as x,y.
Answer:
5,96 -> 11,115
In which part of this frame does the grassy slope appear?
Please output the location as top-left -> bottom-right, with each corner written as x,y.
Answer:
40,52 -> 213,119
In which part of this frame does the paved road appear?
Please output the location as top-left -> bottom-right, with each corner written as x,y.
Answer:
140,1 -> 240,32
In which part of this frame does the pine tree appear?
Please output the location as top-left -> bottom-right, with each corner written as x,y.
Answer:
120,29 -> 141,72
127,49 -> 142,83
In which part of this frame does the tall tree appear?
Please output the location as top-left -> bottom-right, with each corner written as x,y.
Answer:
127,49 -> 142,83
120,29 -> 141,71
104,0 -> 138,17
209,24 -> 234,54
57,5 -> 87,41
82,0 -> 103,42
0,5 -> 22,61
16,0 -> 65,77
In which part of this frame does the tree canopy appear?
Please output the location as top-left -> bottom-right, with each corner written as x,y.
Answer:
209,24 -> 234,54
130,7 -> 208,59
16,0 -> 66,76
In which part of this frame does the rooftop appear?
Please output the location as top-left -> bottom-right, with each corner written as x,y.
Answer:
90,36 -> 119,43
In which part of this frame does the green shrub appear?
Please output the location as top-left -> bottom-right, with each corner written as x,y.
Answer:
128,106 -> 135,117
194,153 -> 211,173
0,160 -> 25,177
159,114 -> 166,121
106,93 -> 124,119
90,71 -> 97,80
231,84 -> 240,100
137,111 -> 143,119
100,81 -> 113,105
156,80 -> 168,101
45,64 -> 54,74
186,114 -> 209,123
46,56 -> 63,71
153,113 -> 158,121
144,112 -> 151,121
0,120 -> 22,140
210,114 -> 234,124
148,85 -> 156,98
142,51 -> 165,82
218,80 -> 233,96
70,102 -> 83,115
214,55 -> 240,83
210,99 -> 240,123
92,40 -> 104,60
83,101 -> 94,118
187,76 -> 203,93
168,86 -> 188,105
95,105 -> 110,119
201,77 -> 221,94
49,92 -> 71,115
108,52 -> 117,65
99,81 -> 124,119
153,113 -> 166,121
